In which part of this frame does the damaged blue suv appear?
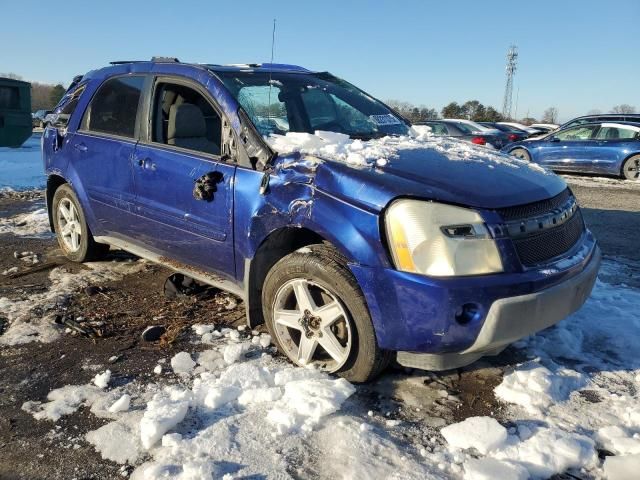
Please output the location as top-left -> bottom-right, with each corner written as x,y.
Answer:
43,59 -> 601,382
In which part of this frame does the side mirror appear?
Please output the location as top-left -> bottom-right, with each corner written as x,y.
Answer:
549,136 -> 560,142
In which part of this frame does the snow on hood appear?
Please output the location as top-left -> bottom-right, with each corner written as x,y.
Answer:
265,127 -> 549,174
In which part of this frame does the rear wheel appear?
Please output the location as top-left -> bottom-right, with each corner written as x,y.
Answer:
622,155 -> 640,180
510,148 -> 531,162
52,184 -> 108,262
262,244 -> 390,383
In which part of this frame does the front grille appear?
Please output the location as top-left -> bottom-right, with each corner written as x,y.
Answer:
512,209 -> 584,266
497,188 -> 572,221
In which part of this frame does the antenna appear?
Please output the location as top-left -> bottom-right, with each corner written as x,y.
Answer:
501,45 -> 518,119
267,19 -> 276,120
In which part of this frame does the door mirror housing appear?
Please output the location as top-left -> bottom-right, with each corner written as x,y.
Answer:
549,136 -> 560,142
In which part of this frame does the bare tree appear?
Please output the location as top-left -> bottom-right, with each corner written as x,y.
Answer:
612,104 -> 636,114
542,107 -> 559,124
0,72 -> 23,80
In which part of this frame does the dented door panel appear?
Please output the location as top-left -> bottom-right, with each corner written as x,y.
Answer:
129,143 -> 236,281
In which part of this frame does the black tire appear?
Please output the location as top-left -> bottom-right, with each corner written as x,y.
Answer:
510,148 -> 531,162
262,244 -> 390,383
621,155 -> 640,181
52,184 -> 109,262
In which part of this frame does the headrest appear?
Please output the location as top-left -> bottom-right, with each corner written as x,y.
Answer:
168,103 -> 206,140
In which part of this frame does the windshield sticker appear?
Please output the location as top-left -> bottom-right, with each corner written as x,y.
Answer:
369,114 -> 402,126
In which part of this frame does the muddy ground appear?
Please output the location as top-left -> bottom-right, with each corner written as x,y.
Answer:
0,176 -> 638,480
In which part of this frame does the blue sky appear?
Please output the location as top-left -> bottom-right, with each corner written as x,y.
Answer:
2,0 -> 638,121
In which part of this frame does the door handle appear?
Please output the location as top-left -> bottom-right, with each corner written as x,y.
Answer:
74,143 -> 88,152
136,158 -> 156,171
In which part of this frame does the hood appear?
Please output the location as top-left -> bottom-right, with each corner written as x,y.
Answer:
311,143 -> 565,213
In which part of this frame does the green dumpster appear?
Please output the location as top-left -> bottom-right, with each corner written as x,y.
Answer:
0,77 -> 32,148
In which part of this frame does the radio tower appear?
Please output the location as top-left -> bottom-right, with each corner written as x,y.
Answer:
501,45 -> 518,119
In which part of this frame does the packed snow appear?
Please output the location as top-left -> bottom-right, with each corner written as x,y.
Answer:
0,259 -> 147,345
0,134 -> 46,190
435,259 -> 640,478
0,207 -> 51,237
265,128 -> 549,174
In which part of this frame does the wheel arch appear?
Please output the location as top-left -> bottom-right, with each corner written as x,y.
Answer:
244,226 -> 331,328
46,174 -> 68,232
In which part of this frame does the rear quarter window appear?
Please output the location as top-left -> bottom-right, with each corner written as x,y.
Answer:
82,76 -> 145,138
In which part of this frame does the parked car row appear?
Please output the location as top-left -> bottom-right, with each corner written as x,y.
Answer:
417,113 -> 639,180
414,119 -> 508,149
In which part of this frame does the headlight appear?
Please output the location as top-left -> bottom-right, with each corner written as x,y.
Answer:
385,200 -> 503,277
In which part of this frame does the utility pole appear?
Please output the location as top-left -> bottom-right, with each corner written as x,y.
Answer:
501,45 -> 518,119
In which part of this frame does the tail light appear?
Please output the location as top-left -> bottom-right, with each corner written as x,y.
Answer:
508,134 -> 518,141
471,136 -> 486,145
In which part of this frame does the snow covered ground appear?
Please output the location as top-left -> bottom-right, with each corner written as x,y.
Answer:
0,133 -> 46,190
7,255 -> 638,479
434,261 -> 640,479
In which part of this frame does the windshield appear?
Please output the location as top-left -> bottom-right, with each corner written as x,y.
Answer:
216,71 -> 410,139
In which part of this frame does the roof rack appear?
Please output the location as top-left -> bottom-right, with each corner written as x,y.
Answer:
109,60 -> 144,65
151,56 -> 180,63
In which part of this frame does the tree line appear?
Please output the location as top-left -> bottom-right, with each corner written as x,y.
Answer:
0,72 -> 66,111
387,99 -> 637,125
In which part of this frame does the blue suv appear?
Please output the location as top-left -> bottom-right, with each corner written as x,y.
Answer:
43,59 -> 601,382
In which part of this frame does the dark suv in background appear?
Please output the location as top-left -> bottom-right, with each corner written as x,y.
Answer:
561,113 -> 640,130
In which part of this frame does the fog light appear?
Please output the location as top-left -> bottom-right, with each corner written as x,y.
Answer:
455,303 -> 482,325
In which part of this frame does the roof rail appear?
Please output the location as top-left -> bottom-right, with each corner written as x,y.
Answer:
109,60 -> 144,65
151,56 -> 180,63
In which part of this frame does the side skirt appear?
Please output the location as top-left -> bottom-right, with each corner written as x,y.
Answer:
94,235 -> 245,299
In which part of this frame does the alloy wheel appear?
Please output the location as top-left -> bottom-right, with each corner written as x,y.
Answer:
272,278 -> 352,372
57,198 -> 82,252
624,157 -> 640,180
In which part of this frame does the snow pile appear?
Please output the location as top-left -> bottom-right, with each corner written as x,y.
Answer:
140,386 -> 192,449
489,265 -> 640,478
170,352 -> 196,374
0,259 -> 146,346
0,207 -> 51,237
440,416 -> 508,455
604,454 -> 640,480
108,394 -> 131,413
440,417 -> 596,478
93,370 -> 111,389
266,128 -> 546,172
494,362 -> 586,413
22,384 -> 106,421
462,458 -> 528,480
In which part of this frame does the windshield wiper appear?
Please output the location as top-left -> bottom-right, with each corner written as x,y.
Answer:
349,132 -> 387,141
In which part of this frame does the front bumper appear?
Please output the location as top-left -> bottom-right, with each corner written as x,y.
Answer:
349,231 -> 601,368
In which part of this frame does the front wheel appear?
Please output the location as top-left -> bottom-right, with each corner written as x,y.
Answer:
52,184 -> 108,262
622,155 -> 640,181
510,148 -> 531,162
262,244 -> 390,383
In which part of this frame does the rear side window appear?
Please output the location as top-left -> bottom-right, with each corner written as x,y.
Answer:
83,76 -> 144,138
0,86 -> 20,109
595,125 -> 639,140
